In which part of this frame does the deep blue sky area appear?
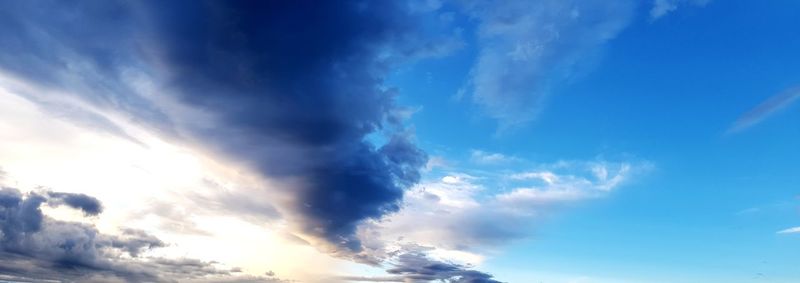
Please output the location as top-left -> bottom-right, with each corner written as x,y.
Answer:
389,1 -> 800,281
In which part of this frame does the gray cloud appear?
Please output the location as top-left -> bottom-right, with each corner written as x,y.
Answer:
46,191 -> 103,216
0,187 -> 283,282
338,245 -> 502,283
385,250 -> 502,283
460,0 -> 633,127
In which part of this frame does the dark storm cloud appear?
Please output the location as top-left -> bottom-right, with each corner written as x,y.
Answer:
0,187 -> 283,282
0,0 -> 433,255
141,1 -> 434,253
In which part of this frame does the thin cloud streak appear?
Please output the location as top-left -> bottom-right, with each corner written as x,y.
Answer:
728,86 -> 800,134
777,227 -> 800,234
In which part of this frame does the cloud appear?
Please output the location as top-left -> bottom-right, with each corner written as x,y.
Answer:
0,0 -> 441,257
460,0 -> 634,127
650,0 -> 712,20
383,249 -> 502,283
470,150 -> 518,165
650,0 -> 678,19
338,245 -> 502,283
728,86 -> 800,134
374,159 -> 650,251
777,227 -> 800,234
0,186 -> 284,282
46,191 -> 103,216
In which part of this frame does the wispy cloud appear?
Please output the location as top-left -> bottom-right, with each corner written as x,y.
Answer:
777,227 -> 800,234
371,157 -> 652,252
460,0 -> 634,127
338,157 -> 650,282
470,150 -> 519,165
650,0 -> 712,20
728,86 -> 800,133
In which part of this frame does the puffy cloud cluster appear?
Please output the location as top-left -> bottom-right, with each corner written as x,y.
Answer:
0,187 -> 282,282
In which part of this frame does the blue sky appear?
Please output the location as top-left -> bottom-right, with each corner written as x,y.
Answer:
0,1 -> 798,282
389,1 -> 800,281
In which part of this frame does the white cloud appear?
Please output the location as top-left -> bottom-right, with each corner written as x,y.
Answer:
777,227 -> 800,234
470,150 -> 519,165
372,159 -> 651,253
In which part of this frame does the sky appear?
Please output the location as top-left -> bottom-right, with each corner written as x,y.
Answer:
0,1 -> 798,282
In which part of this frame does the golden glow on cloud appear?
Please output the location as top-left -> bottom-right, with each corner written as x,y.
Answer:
0,83 -> 345,281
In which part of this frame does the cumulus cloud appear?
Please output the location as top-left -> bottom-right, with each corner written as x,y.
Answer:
0,0 -> 441,257
728,86 -> 800,134
375,159 -> 650,251
460,0 -> 634,127
0,186 -> 283,282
